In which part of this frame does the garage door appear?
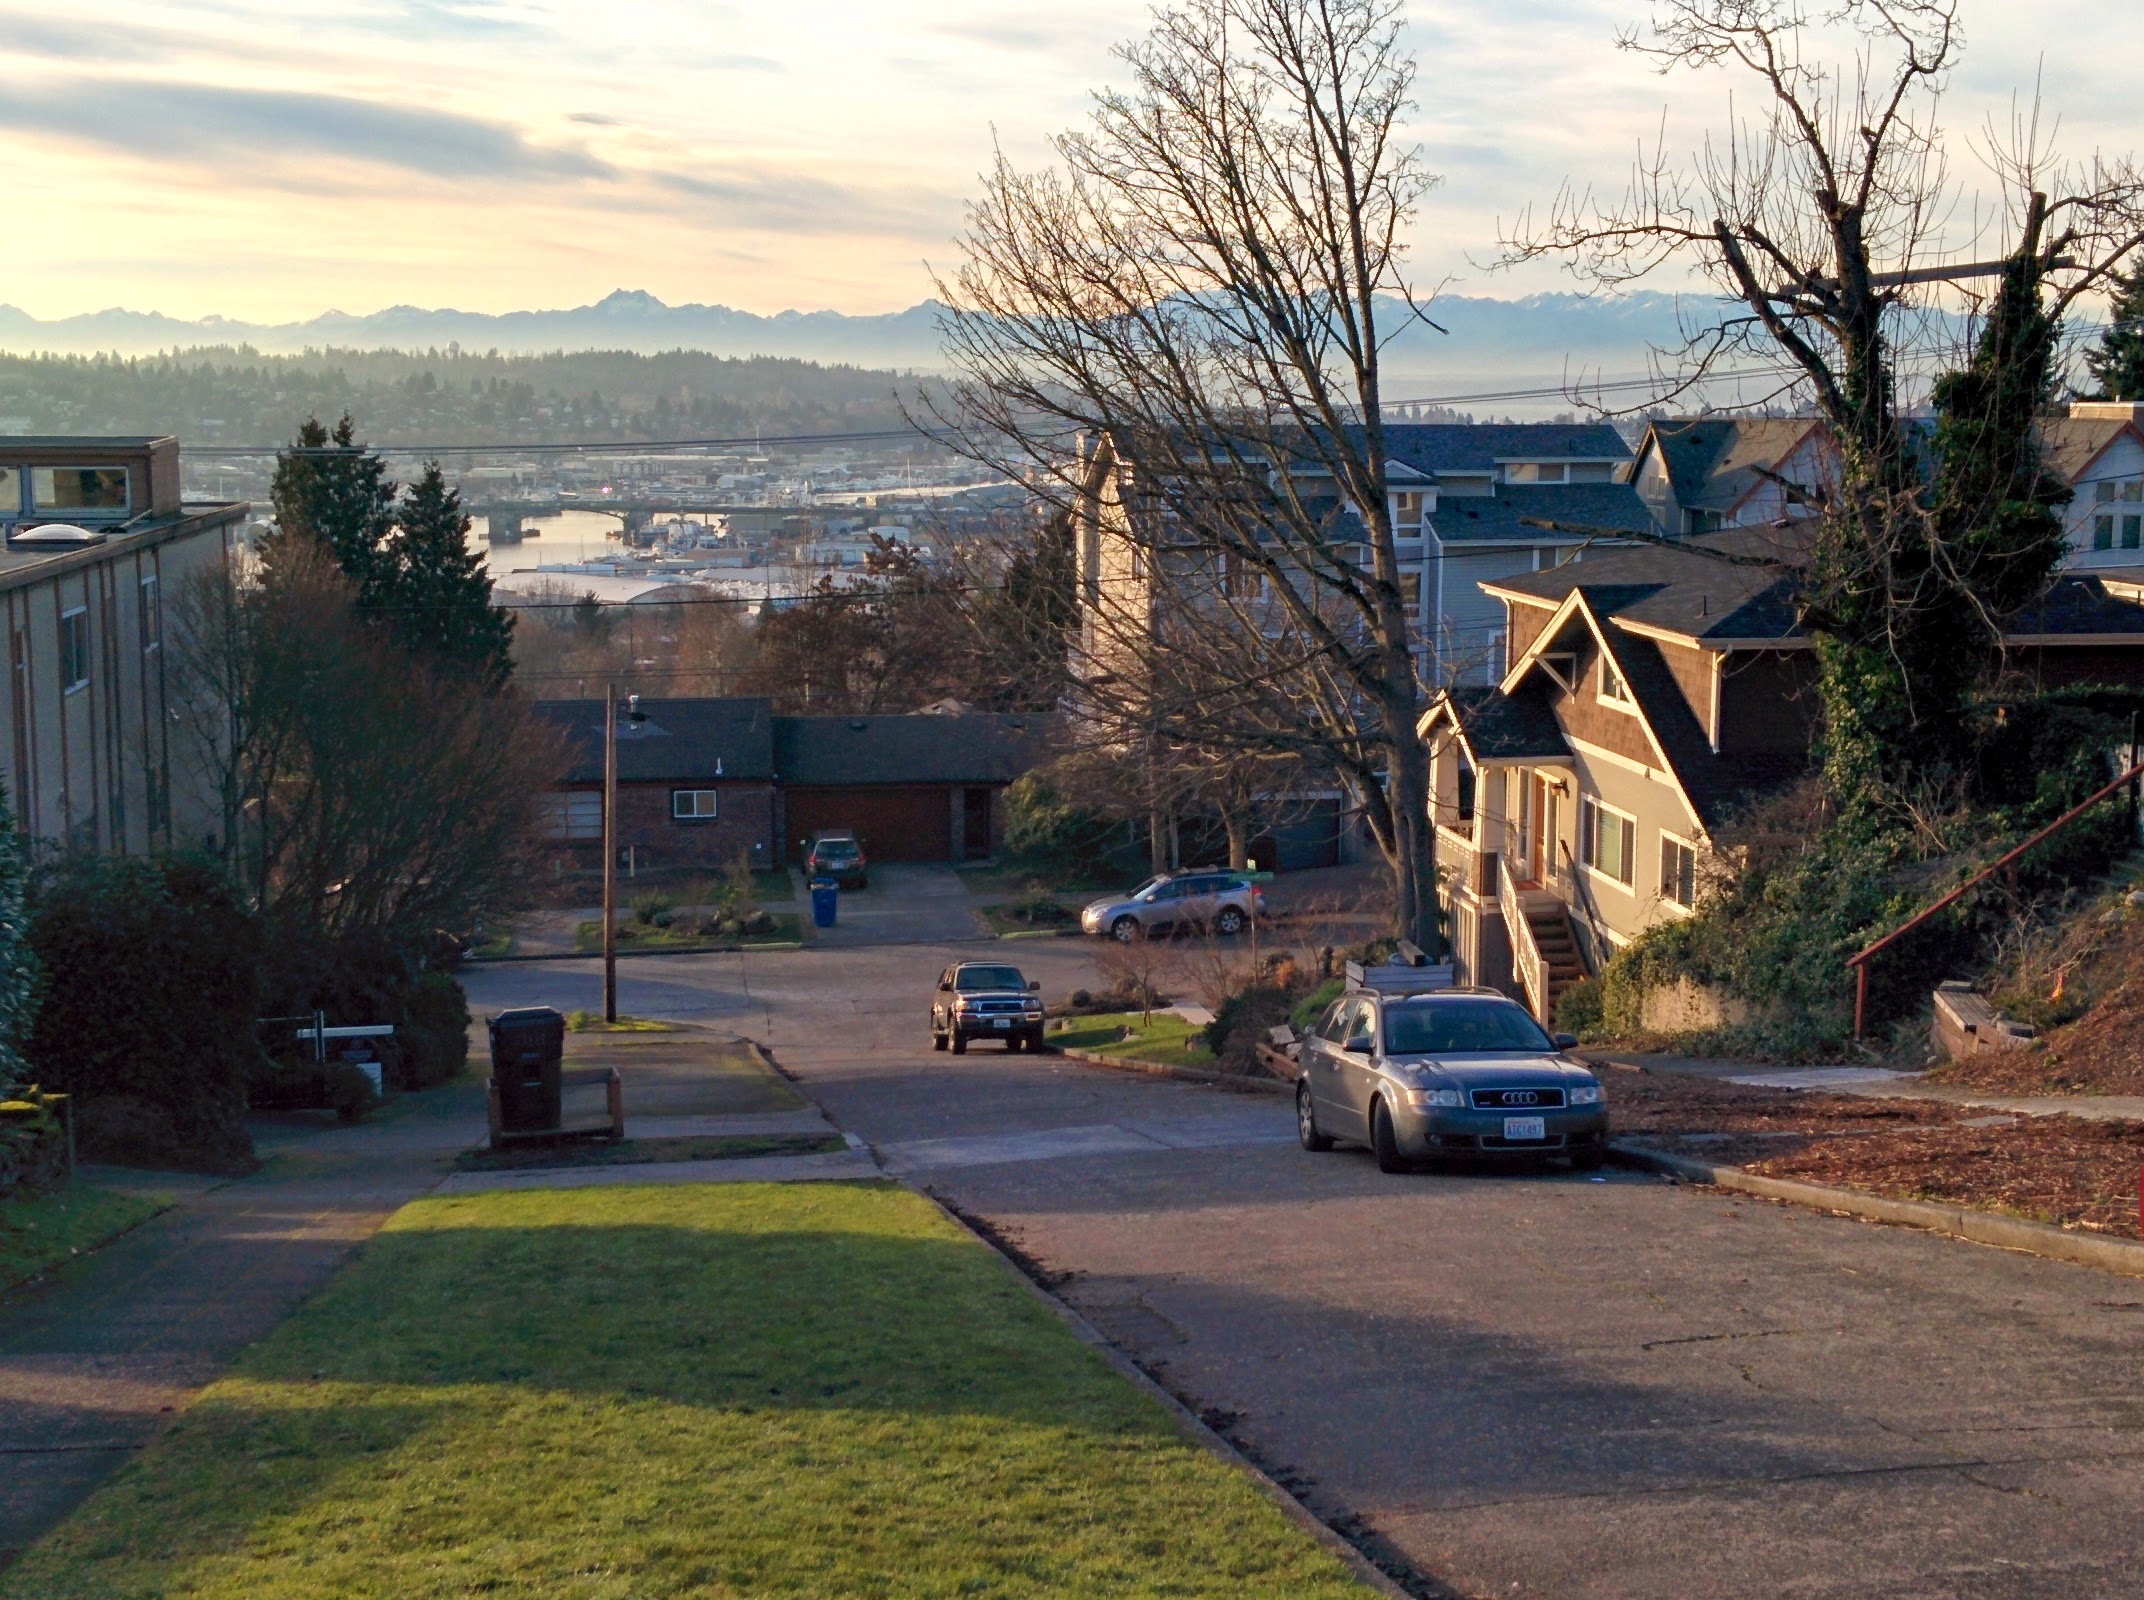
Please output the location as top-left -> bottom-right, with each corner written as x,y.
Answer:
786,787 -> 952,863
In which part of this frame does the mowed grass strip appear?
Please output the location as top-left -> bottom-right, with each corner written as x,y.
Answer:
5,1181 -> 1370,1599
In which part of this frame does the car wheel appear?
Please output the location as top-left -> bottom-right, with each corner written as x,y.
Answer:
1371,1099 -> 1409,1174
1215,906 -> 1246,936
1296,1083 -> 1333,1152
951,1035 -> 967,1055
1111,915 -> 1142,943
1568,1146 -> 1605,1172
931,1030 -> 947,1052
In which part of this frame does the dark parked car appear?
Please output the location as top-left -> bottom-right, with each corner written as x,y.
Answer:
1295,988 -> 1608,1172
931,961 -> 1044,1053
803,829 -> 868,889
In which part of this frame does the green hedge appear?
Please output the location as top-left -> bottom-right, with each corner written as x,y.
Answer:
25,858 -> 263,1175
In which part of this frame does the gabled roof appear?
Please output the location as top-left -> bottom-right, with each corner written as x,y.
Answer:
1419,683 -> 1571,763
2036,416 -> 2142,484
537,697 -> 776,785
1482,527 -> 1810,645
1636,417 -> 1824,515
1430,481 -> 1656,544
1380,422 -> 1632,476
772,713 -> 1048,787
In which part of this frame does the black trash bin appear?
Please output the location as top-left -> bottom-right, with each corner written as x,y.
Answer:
487,1006 -> 565,1133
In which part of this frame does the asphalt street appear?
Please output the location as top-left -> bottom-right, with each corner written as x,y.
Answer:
463,926 -> 2144,1600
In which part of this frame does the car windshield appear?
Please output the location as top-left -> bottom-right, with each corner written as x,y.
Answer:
954,966 -> 1028,992
1128,876 -> 1166,900
1384,1001 -> 1555,1055
815,840 -> 858,859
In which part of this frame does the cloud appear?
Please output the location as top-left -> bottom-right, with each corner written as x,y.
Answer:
0,77 -> 612,183
569,111 -> 620,125
647,169 -> 955,241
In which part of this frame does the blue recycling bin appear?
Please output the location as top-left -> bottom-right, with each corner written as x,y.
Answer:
809,876 -> 838,929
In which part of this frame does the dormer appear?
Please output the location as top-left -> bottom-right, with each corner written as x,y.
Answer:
0,436 -> 180,540
1498,459 -> 1626,486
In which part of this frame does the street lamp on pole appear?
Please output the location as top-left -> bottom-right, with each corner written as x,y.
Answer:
601,687 -> 648,1024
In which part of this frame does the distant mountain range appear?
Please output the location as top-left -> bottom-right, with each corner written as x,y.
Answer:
0,287 -> 1735,393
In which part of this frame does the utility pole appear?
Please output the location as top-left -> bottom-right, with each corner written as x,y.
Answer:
602,684 -> 618,1023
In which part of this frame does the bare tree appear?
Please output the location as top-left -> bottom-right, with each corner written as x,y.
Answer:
1500,0 -> 2144,801
930,0 -> 1444,947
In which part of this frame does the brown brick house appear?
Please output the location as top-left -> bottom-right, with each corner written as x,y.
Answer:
535,698 -> 1047,871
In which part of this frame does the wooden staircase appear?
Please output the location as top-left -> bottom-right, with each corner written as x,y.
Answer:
1521,901 -> 1586,1020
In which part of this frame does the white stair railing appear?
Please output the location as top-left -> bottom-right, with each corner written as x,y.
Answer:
1498,852 -> 1548,1022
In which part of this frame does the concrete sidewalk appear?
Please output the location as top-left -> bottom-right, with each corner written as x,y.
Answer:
1594,1052 -> 2144,1122
0,1081 -> 486,1570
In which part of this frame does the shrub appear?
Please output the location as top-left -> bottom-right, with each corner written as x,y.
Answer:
1001,772 -> 1135,876
25,857 -> 264,1174
394,971 -> 470,1091
1203,984 -> 1296,1068
0,1084 -> 69,1201
1289,978 -> 1345,1035
631,893 -> 675,928
1552,977 -> 1606,1040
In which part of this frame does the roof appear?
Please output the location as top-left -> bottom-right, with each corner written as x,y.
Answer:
1638,417 -> 1821,514
772,712 -> 1048,787
2036,417 -> 2140,483
0,501 -> 247,590
536,697 -> 776,785
2008,575 -> 2144,640
1422,684 -> 1570,761
1604,625 -> 1810,830
1430,481 -> 1656,544
1380,422 -> 1631,477
1483,527 -> 1810,645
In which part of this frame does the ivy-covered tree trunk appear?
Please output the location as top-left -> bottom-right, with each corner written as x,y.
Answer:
0,783 -> 40,1090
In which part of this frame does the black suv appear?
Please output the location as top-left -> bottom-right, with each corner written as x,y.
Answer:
932,961 -> 1045,1053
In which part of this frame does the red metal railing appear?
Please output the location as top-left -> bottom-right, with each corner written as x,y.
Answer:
1848,760 -> 2144,1038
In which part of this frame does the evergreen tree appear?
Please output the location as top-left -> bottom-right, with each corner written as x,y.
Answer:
386,463 -> 516,690
2086,258 -> 2144,401
265,414 -> 397,605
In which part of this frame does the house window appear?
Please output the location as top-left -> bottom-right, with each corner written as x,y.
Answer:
1599,656 -> 1634,709
58,607 -> 89,692
672,788 -> 719,820
139,574 -> 161,651
545,792 -> 602,840
2098,516 -> 2117,551
1505,463 -> 1568,485
33,466 -> 129,515
2127,516 -> 2143,552
1660,834 -> 1697,909
1580,796 -> 1637,889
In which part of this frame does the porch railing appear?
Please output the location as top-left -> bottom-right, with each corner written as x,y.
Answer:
1499,852 -> 1547,1020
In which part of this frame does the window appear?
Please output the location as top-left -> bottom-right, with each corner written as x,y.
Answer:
1384,997 -> 1553,1055
0,466 -> 18,517
545,792 -> 602,840
1504,462 -> 1568,485
138,574 -> 160,651
672,788 -> 719,820
33,466 -> 129,515
2127,516 -> 2143,552
2098,515 -> 2118,551
1393,490 -> 1425,526
58,607 -> 89,692
1580,796 -> 1637,888
2128,481 -> 2144,504
1599,656 -> 1634,708
1660,834 -> 1697,909
2097,480 -> 2119,503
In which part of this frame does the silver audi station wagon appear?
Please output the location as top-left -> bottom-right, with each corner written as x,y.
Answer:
1296,988 -> 1608,1173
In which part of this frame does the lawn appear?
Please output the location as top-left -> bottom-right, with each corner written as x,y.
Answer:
528,869 -> 795,911
1049,1010 -> 1216,1070
574,911 -> 804,953
1,1185 -> 168,1294
957,864 -> 1128,900
4,1182 -> 1370,1599
984,901 -> 1078,938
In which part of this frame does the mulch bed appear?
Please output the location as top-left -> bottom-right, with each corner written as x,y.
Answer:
1606,1065 -> 2144,1240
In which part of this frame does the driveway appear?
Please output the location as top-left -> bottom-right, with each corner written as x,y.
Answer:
464,944 -> 2144,1600
808,862 -> 989,948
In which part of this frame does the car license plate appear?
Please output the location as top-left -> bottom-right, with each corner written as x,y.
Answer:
1503,1116 -> 1546,1141
992,1018 -> 1011,1029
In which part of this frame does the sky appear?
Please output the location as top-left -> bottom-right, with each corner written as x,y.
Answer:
0,0 -> 2138,323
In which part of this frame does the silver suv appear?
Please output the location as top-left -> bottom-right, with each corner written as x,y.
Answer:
1080,871 -> 1265,942
1295,989 -> 1607,1172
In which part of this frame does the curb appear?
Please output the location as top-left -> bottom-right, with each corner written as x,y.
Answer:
1055,1046 -> 1294,1096
911,1186 -> 1417,1599
1609,1139 -> 2144,1279
990,927 -> 1084,941
467,941 -> 808,965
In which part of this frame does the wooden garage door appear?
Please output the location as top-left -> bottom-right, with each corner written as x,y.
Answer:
786,786 -> 951,863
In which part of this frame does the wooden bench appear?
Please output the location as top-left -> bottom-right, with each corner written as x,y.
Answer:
487,1065 -> 625,1149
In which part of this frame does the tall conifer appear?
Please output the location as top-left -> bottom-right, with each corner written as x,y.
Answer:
2087,260 -> 2144,401
388,464 -> 515,690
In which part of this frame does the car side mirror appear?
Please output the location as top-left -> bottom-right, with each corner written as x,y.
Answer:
1028,980 -> 1041,992
1344,1032 -> 1373,1054
1552,1032 -> 1578,1050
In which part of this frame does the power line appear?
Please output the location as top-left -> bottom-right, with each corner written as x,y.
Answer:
182,425 -> 938,460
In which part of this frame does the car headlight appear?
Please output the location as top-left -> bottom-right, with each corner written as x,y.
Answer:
1023,1000 -> 1042,1013
1401,1087 -> 1464,1109
1569,1083 -> 1605,1106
